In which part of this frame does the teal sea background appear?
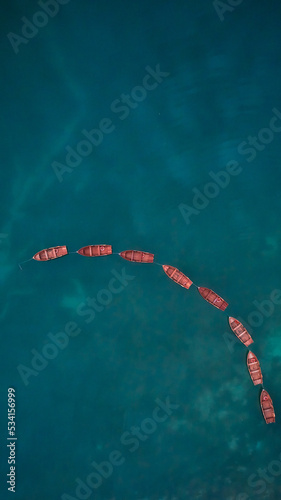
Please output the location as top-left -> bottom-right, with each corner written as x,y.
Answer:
1,1 -> 281,499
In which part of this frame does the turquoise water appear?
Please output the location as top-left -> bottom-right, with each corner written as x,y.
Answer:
1,1 -> 281,499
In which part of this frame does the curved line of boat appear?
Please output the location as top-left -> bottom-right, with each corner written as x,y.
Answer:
20,243 -> 275,424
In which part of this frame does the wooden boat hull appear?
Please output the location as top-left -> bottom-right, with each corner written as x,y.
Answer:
33,245 -> 68,261
119,250 -> 154,263
260,389 -> 275,424
247,351 -> 263,385
228,317 -> 253,346
162,265 -> 192,289
198,287 -> 228,310
77,245 -> 112,257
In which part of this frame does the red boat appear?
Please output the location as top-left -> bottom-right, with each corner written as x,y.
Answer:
197,287 -> 228,311
77,245 -> 112,257
247,351 -> 263,385
119,250 -> 154,263
228,317 -> 253,346
33,245 -> 68,261
18,238 -> 277,423
260,390 -> 275,424
162,265 -> 192,289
